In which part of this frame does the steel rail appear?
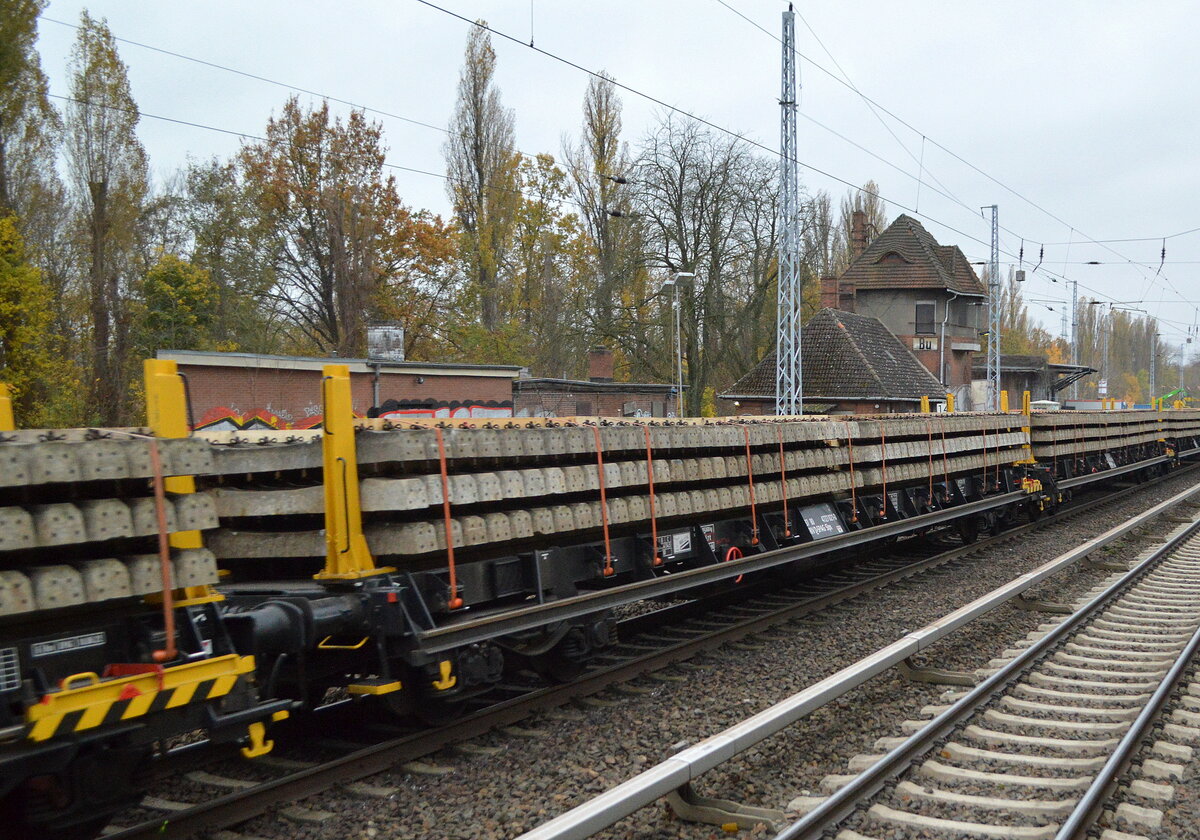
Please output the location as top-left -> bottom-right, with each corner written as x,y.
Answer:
512,480 -> 1200,840
1054,611 -> 1200,839
773,491 -> 1200,839
105,525 -> 1002,840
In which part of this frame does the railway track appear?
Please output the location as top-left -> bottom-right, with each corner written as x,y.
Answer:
776,496 -> 1200,839
99,467 -> 1198,840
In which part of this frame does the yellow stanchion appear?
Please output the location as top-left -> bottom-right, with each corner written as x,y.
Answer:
315,364 -> 392,580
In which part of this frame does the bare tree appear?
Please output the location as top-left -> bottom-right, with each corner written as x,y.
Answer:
802,190 -> 840,280
444,23 -> 518,331
631,113 -> 780,414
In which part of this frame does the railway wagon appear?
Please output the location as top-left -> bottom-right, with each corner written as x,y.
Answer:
1,360 -> 1198,838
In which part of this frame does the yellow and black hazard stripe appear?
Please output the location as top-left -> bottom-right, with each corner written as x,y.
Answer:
25,654 -> 255,743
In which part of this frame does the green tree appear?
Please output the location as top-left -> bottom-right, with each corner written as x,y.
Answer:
64,12 -> 149,424
184,157 -> 280,351
444,22 -> 519,332
133,253 -> 218,354
0,216 -> 79,425
0,0 -> 62,219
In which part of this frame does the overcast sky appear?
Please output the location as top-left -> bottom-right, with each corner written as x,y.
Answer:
34,0 -> 1200,352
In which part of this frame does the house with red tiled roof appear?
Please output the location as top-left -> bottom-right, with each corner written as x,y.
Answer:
718,308 -> 944,415
822,212 -> 987,408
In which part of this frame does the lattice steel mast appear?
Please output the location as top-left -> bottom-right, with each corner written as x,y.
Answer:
775,4 -> 802,415
986,204 -> 1001,411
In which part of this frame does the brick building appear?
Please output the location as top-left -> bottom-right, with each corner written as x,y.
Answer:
718,309 -> 943,415
513,347 -> 682,418
821,212 -> 987,409
159,350 -> 521,430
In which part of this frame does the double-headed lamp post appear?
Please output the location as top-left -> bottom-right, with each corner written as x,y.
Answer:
660,271 -> 695,417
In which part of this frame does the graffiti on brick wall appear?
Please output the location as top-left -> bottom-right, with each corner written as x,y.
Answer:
194,405 -> 338,431
369,398 -> 513,420
192,398 -> 512,430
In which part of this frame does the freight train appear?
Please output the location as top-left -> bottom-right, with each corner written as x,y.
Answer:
1,359 -> 1196,838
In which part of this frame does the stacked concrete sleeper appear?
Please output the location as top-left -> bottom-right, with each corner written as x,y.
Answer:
202,414 -> 1031,571
0,436 -> 220,616
4,410 -> 1195,617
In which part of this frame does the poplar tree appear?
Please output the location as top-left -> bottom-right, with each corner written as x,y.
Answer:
64,12 -> 148,423
0,0 -> 61,220
564,73 -> 639,343
444,22 -> 518,331
835,180 -> 888,272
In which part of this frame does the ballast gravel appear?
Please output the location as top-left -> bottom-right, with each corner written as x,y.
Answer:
214,471 -> 1200,840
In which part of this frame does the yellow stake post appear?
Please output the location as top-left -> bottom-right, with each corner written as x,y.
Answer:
0,383 -> 13,431
920,395 -> 930,413
1000,390 -> 1009,413
315,364 -> 392,580
945,393 -> 955,413
1016,390 -> 1036,464
144,359 -> 224,605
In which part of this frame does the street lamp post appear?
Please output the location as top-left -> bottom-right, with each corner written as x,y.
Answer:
1087,301 -> 1110,401
660,271 -> 695,417
1150,332 -> 1160,407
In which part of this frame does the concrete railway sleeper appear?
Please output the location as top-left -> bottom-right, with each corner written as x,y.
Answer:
1,359 -> 1199,838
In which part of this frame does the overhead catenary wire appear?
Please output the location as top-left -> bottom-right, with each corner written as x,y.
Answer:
46,4 -> 1191,324
410,0 -> 1194,324
708,0 -> 1195,314
46,92 -> 604,218
407,0 -> 1059,273
43,5 -> 988,260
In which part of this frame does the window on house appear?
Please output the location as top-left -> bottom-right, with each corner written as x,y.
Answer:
915,301 -> 936,335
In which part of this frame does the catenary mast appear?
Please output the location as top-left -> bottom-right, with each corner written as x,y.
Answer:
775,4 -> 802,415
986,204 -> 1001,410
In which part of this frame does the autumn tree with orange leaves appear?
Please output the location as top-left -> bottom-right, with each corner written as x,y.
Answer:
241,97 -> 451,358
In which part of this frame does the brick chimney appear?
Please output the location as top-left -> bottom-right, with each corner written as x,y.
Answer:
820,275 -> 856,312
587,346 -> 614,382
850,209 -> 869,261
820,276 -> 839,309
